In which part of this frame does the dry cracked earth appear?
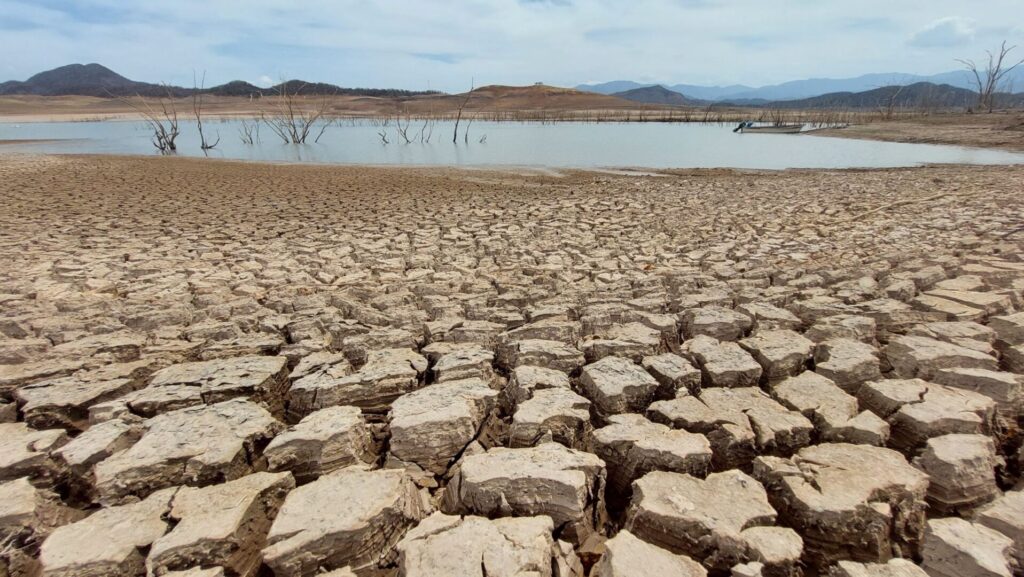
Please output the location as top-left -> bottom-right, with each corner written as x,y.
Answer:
1,154 -> 1024,577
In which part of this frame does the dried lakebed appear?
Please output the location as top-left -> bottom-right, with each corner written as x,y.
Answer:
1,154 -> 1024,577
4,120 -> 1024,169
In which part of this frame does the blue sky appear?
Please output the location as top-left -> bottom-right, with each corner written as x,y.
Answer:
2,0 -> 1022,91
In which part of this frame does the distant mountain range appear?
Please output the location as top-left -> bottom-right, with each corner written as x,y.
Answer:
611,85 -> 697,106
578,68 -> 1024,102
603,80 -> 1024,110
0,63 -> 440,98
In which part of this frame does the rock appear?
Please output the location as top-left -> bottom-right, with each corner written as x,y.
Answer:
504,365 -> 572,409
53,417 -> 143,502
288,348 -> 427,419
912,294 -> 986,322
828,559 -> 928,577
989,312 -> 1024,345
442,443 -> 606,545
0,423 -> 67,486
649,387 -> 812,470
771,371 -> 889,446
262,467 -> 425,577
883,335 -> 997,380
579,356 -> 661,417
510,387 -> 591,449
0,400 -> 15,422
930,368 -> 1022,429
498,319 -> 581,345
396,512 -> 583,577
389,378 -> 499,475
803,315 -> 877,344
642,353 -> 702,397
908,322 -> 996,355
265,406 -> 376,483
590,414 -> 711,500
925,289 -> 1015,317
913,434 -> 1000,515
148,355 -> 290,416
813,338 -> 881,394
431,346 -> 495,383
857,379 -> 996,452
682,307 -> 753,341
591,529 -> 707,577
738,330 -> 814,382
624,470 -> 800,574
14,374 -> 142,432
1002,343 -> 1024,373
94,399 -> 283,504
147,472 -> 295,577
39,486 -> 177,577
0,360 -> 88,399
683,336 -> 763,389
736,302 -> 802,332
498,339 -> 585,374
582,322 -> 666,363
288,351 -> 350,380
0,478 -> 81,575
921,518 -> 1014,577
752,443 -> 929,572
974,491 -> 1024,569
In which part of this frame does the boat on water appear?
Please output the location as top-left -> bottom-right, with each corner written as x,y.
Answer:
733,122 -> 804,134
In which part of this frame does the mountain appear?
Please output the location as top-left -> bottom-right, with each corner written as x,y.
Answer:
762,82 -> 1024,110
0,63 -> 441,98
576,81 -> 653,95
578,68 -> 1024,102
612,85 -> 697,106
666,83 -> 755,101
0,63 -> 188,97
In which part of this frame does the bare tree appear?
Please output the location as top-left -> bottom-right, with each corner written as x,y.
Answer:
239,118 -> 260,144
192,71 -> 220,151
261,81 -> 334,144
453,79 -> 474,143
957,41 -> 1024,112
120,86 -> 180,153
879,84 -> 907,120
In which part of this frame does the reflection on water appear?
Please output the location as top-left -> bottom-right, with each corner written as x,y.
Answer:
2,120 -> 1024,170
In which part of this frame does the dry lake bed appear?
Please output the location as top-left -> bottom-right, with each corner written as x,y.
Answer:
1,150 -> 1023,577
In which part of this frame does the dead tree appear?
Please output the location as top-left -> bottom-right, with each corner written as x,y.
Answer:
239,119 -> 260,144
120,86 -> 180,153
879,84 -> 907,120
453,80 -> 474,143
193,71 -> 220,151
261,82 -> 334,144
957,41 -> 1024,112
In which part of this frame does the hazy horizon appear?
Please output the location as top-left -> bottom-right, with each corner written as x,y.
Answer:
2,1 -> 1022,92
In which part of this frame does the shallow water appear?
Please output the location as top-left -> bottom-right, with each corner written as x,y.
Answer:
3,119 -> 1024,170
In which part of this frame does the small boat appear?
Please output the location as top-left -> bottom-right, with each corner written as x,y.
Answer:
733,121 -> 804,134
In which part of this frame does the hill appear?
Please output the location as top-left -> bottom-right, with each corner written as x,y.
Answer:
612,85 -> 698,106
0,63 -> 189,97
762,82 -> 1024,110
0,63 -> 441,98
579,68 -> 1024,102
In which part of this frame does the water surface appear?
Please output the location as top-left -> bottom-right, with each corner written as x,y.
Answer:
2,120 -> 1023,170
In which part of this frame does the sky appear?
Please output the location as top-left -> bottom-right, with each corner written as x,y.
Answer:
1,0 -> 1022,92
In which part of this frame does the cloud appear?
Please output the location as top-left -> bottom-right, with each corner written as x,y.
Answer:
257,75 -> 273,87
412,52 -> 461,64
2,0 -> 1023,91
909,17 -> 976,47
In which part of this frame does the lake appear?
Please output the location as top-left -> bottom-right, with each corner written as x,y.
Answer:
3,119 -> 1024,170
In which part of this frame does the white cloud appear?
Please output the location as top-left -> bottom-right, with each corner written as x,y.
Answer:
257,75 -> 274,87
909,16 -> 976,47
1,0 -> 1021,91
